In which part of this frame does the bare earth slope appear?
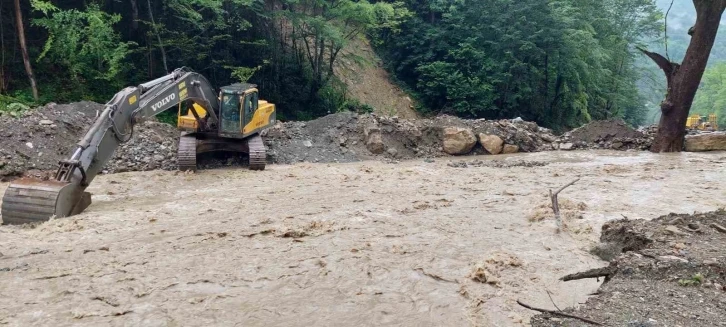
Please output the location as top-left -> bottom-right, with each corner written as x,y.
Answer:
1,151 -> 725,326
334,37 -> 418,119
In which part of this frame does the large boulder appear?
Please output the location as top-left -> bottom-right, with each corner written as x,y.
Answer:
443,127 -> 477,155
684,132 -> 726,152
364,124 -> 385,154
478,134 -> 504,155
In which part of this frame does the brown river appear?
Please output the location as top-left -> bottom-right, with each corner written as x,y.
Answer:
1,150 -> 725,326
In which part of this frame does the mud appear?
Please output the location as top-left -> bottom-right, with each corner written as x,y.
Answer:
1,150 -> 725,326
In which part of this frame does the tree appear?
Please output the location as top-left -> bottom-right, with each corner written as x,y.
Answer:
639,0 -> 726,152
14,0 -> 38,101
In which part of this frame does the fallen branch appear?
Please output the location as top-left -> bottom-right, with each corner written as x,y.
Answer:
517,300 -> 604,326
550,178 -> 580,232
561,266 -> 614,282
710,223 -> 726,234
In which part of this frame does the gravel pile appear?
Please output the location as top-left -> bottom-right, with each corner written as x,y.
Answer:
554,119 -> 652,151
0,102 -> 667,180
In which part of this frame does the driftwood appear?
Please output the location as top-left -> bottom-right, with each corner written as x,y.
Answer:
710,223 -> 726,234
550,178 -> 580,231
517,300 -> 604,326
561,266 -> 614,283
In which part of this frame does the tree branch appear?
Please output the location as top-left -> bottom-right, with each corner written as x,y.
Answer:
561,266 -> 614,282
517,300 -> 604,326
636,47 -> 676,77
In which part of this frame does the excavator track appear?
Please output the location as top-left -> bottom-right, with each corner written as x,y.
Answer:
248,134 -> 266,171
1,179 -> 65,225
178,133 -> 198,172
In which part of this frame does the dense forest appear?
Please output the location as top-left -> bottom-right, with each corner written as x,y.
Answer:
0,0 -> 719,131
0,0 -> 408,121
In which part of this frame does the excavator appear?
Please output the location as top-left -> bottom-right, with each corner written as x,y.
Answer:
686,113 -> 718,131
1,67 -> 276,225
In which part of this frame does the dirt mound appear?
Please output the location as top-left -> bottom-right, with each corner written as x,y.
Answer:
263,113 -> 560,164
570,119 -> 643,143
0,102 -> 103,181
557,119 -> 651,150
262,111 -> 363,164
531,210 -> 726,326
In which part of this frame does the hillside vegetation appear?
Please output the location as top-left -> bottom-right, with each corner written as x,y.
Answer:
0,0 -> 721,131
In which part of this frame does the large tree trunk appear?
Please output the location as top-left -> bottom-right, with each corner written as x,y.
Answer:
643,0 -> 726,152
14,0 -> 38,101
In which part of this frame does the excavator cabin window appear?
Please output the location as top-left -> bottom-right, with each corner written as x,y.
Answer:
243,91 -> 258,127
220,93 -> 241,134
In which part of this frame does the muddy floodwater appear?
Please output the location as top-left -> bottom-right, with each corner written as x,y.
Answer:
1,150 -> 725,326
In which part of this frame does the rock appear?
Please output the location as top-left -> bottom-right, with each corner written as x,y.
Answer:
443,127 -> 476,155
658,255 -> 688,263
559,142 -> 574,150
150,134 -> 164,144
386,147 -> 398,157
502,144 -> 519,154
366,133 -> 385,154
612,141 -> 623,149
684,132 -> 726,151
39,119 -> 53,125
540,134 -> 556,143
664,225 -> 689,236
25,142 -> 33,149
303,140 -> 313,148
478,134 -> 504,155
153,154 -> 165,162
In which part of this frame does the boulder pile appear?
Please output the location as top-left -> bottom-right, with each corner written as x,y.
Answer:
262,113 -> 561,164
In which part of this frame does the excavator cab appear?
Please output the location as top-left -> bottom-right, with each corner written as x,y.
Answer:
218,83 -> 276,138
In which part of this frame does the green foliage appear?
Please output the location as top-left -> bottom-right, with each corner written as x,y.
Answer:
31,4 -> 134,84
375,0 -> 662,130
678,273 -> 704,287
0,94 -> 31,117
155,111 -> 178,126
692,62 -> 726,128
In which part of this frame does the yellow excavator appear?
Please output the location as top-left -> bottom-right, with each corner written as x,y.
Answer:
686,113 -> 718,131
1,67 -> 276,224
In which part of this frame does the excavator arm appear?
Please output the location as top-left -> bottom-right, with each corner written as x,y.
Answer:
1,67 -> 220,224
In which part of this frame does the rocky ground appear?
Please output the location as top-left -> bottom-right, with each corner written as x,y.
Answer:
4,102 -> 726,182
530,210 -> 726,327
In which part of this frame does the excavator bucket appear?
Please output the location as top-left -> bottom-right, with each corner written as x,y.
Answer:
1,178 -> 91,225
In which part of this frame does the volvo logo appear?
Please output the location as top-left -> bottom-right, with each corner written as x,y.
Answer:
151,93 -> 176,111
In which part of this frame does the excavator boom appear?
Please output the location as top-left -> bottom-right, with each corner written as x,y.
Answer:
1,67 -> 220,224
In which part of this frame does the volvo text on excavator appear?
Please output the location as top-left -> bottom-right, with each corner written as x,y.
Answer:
1,67 -> 276,224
